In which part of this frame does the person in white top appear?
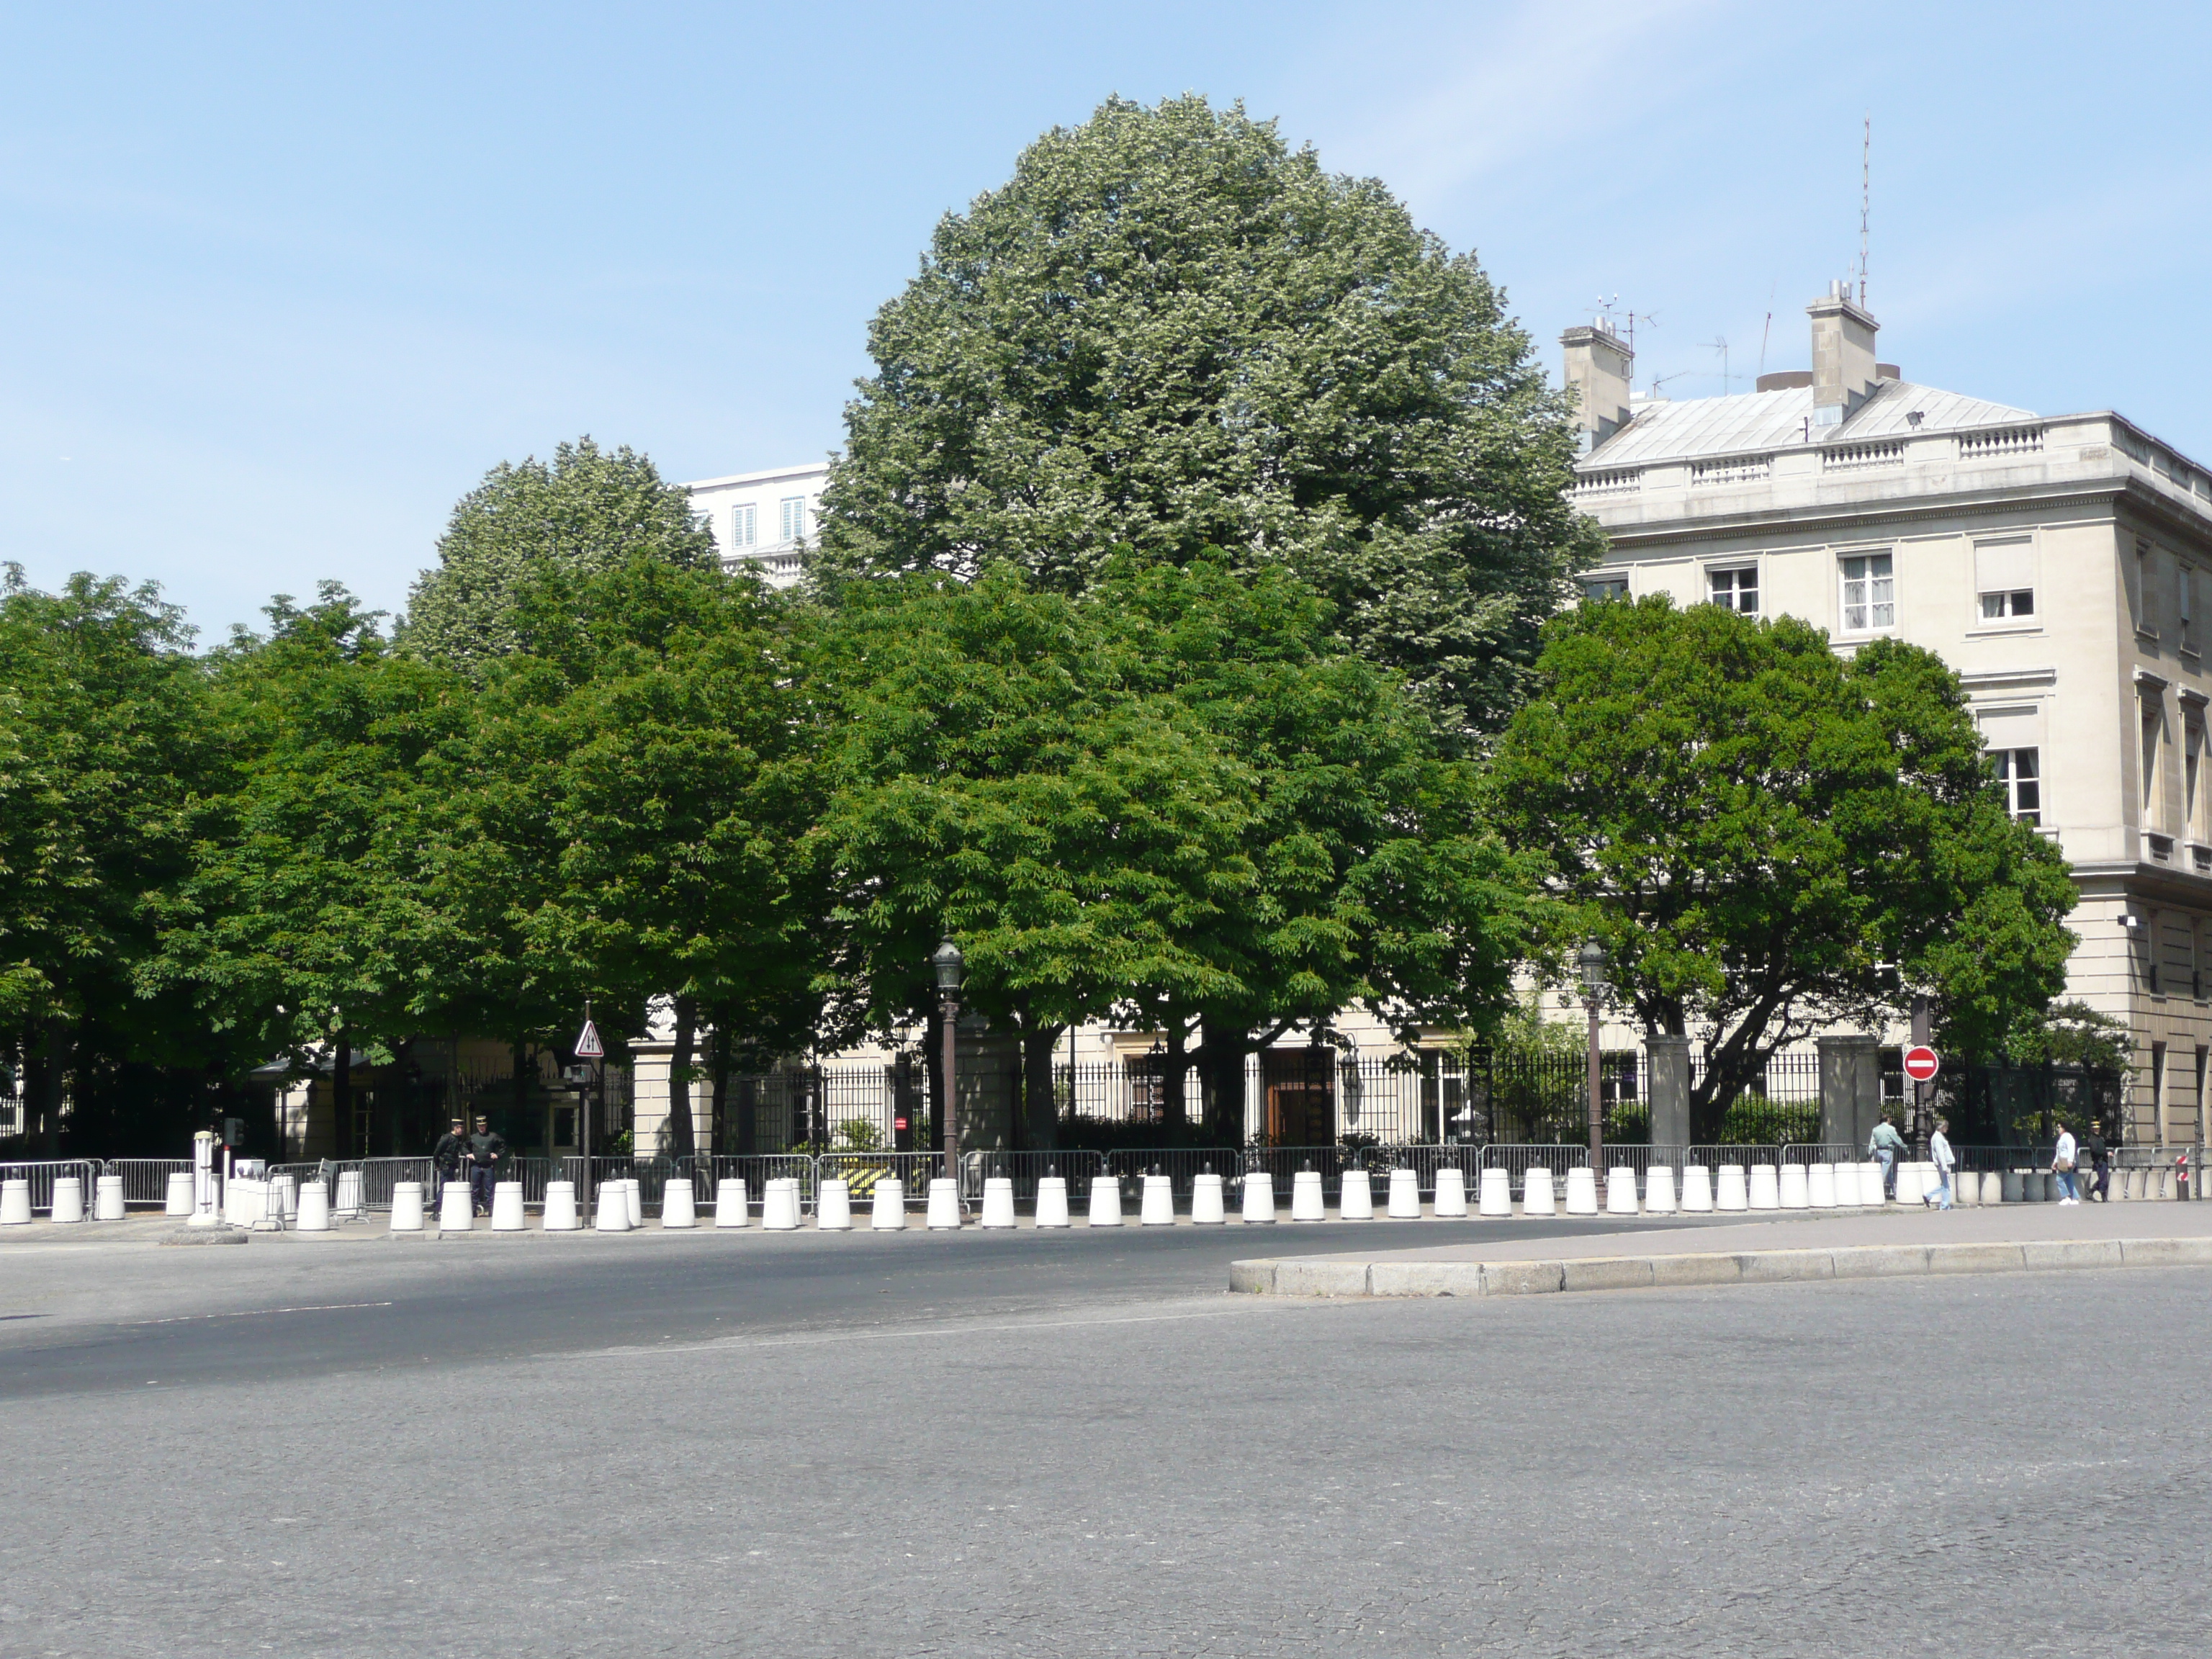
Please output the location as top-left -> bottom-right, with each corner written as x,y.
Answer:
1923,1118 -> 1956,1210
2051,1120 -> 2080,1205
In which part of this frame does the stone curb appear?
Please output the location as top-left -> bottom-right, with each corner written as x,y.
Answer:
1228,1236 -> 2212,1298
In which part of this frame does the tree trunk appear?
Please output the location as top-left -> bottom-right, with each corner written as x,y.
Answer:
333,1025 -> 354,1161
923,1007 -> 945,1158
1198,1015 -> 1248,1146
1022,1022 -> 1061,1151
1161,1015 -> 1188,1141
511,1042 -> 531,1151
34,1016 -> 67,1155
667,995 -> 697,1159
709,1017 -> 729,1157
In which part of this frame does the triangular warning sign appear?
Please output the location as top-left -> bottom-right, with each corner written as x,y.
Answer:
574,1019 -> 604,1059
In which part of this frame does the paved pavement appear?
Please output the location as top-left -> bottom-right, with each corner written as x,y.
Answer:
1,1213 -> 2206,1656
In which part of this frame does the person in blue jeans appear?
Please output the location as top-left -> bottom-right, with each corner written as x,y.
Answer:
1922,1118 -> 1956,1209
467,1115 -> 508,1215
1869,1116 -> 1909,1202
2051,1120 -> 2080,1205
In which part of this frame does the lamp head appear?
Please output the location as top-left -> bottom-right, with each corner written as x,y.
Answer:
932,935 -> 966,994
1577,937 -> 1609,993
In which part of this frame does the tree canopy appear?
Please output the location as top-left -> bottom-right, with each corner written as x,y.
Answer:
817,94 -> 1600,736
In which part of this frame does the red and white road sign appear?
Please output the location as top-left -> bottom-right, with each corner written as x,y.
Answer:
574,1019 -> 605,1059
1902,1045 -> 1940,1083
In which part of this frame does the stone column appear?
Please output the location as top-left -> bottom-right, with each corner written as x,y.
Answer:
1645,1036 -> 1691,1152
1818,1035 -> 1880,1149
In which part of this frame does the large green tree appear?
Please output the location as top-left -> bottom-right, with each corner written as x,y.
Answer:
817,94 -> 1599,737
1490,596 -> 2079,1138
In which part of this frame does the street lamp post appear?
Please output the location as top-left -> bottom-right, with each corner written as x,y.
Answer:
932,937 -> 965,1180
1578,939 -> 1609,1174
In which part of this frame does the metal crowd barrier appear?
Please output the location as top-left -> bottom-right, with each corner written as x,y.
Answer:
1779,1142 -> 1858,1166
1100,1148 -> 1241,1205
0,1159 -> 104,1215
961,1149 -> 1108,1207
1478,1143 -> 1590,1200
1686,1143 -> 1784,1171
708,1154 -> 819,1215
103,1156 -> 192,1208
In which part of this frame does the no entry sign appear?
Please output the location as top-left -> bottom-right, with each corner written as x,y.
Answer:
1903,1045 -> 1940,1084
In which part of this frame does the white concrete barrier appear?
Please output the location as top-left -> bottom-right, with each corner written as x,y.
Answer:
595,1179 -> 632,1231
2027,1170 -> 2051,1202
165,1171 -> 194,1216
1087,1175 -> 1122,1227
1681,1165 -> 1714,1212
1645,1166 -> 1678,1214
1831,1162 -> 1860,1207
817,1177 -> 853,1231
980,1177 -> 1016,1229
1241,1171 -> 1277,1223
52,1177 -> 85,1225
1807,1162 -> 1836,1209
0,1179 -> 29,1226
1778,1164 -> 1809,1210
624,1179 -> 642,1228
1477,1168 -> 1511,1217
297,1179 -> 331,1232
924,1177 -> 962,1228
543,1180 -> 580,1231
271,1173 -> 297,1225
1035,1175 -> 1069,1228
491,1179 -> 526,1231
1563,1167 -> 1599,1216
1290,1169 -> 1326,1222
1435,1167 -> 1470,1218
765,1177 -> 805,1230
1954,1167 -> 1979,1206
871,1178 -> 907,1230
1386,1168 -> 1421,1219
1895,1162 -> 1926,1206
333,1168 -> 365,1220
1715,1164 -> 1748,1212
1191,1172 -> 1226,1225
2000,1169 -> 2023,1203
93,1174 -> 125,1221
1605,1166 -> 1639,1215
1523,1166 -> 1557,1215
1339,1169 -> 1375,1221
714,1177 -> 749,1227
1746,1164 -> 1780,1210
1979,1171 -> 2002,1205
439,1177 -> 473,1231
390,1181 -> 426,1232
1140,1173 -> 1174,1226
664,1177 -> 700,1229
1858,1160 -> 1884,1203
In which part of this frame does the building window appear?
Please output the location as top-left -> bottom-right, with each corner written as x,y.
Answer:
2144,700 -> 2166,820
1707,565 -> 1759,614
1994,748 -> 2041,827
1840,552 -> 1894,631
778,496 -> 807,544
1582,575 -> 1629,603
729,503 -> 757,549
1974,536 -> 2035,621
2182,565 -> 2198,655
2188,721 -> 2204,838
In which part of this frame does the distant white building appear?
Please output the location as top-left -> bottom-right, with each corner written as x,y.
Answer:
685,461 -> 828,589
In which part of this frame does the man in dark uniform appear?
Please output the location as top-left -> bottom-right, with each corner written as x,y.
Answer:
433,1118 -> 468,1211
2084,1123 -> 2111,1202
467,1115 -> 508,1215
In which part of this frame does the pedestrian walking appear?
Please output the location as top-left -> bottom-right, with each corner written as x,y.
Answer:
467,1115 -> 507,1215
2051,1119 -> 2080,1205
2085,1124 -> 2111,1202
1869,1115 -> 1909,1202
433,1118 -> 467,1210
1923,1118 -> 1956,1210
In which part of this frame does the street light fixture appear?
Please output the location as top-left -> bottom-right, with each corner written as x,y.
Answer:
1578,939 -> 1609,1173
933,937 -> 965,1177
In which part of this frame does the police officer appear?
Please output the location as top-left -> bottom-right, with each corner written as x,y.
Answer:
467,1115 -> 507,1215
433,1118 -> 468,1209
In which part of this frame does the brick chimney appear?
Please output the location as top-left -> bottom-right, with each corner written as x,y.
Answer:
1560,320 -> 1634,451
1807,280 -> 1879,426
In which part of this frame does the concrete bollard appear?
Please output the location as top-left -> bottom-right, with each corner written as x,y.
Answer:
439,1176 -> 472,1232
94,1174 -> 126,1221
2032,1170 -> 2055,1202
1716,1164 -> 1749,1212
594,1179 -> 632,1231
920,1177 -> 958,1229
1192,1172 -> 1226,1225
817,1177 -> 853,1231
1831,1162 -> 1860,1207
1977,1170 -> 2000,1206
1895,1162 -> 1926,1206
1140,1173 -> 1174,1226
1606,1166 -> 1640,1215
333,1168 -> 364,1220
1290,1168 -> 1326,1222
165,1171 -> 194,1216
1645,1166 -> 1678,1214
1339,1169 -> 1375,1221
1523,1166 -> 1557,1215
1747,1164 -> 1780,1210
1035,1175 -> 1069,1228
1807,1163 -> 1837,1209
765,1177 -> 805,1230
1563,1167 -> 1599,1216
52,1177 -> 85,1224
543,1180 -> 580,1231
1386,1168 -> 1421,1219
1086,1175 -> 1122,1227
296,1179 -> 331,1232
1434,1167 -> 1470,1218
660,1177 -> 698,1229
0,1179 -> 30,1226
390,1180 -> 426,1232
1477,1168 -> 1512,1217
1999,1169 -> 2023,1203
1241,1171 -> 1277,1223
624,1178 -> 642,1228
490,1180 -> 526,1231
714,1177 -> 749,1228
1954,1167 -> 1979,1207
1681,1165 -> 1714,1212
1778,1164 -> 1809,1210
271,1174 -> 298,1225
979,1177 -> 1016,1229
871,1178 -> 907,1230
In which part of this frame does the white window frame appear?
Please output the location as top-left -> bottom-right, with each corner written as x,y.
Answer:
1993,747 -> 2041,828
1838,549 -> 1896,634
1581,575 -> 1629,603
1706,563 -> 1760,616
778,495 -> 808,545
729,503 -> 757,549
1972,535 -> 2036,625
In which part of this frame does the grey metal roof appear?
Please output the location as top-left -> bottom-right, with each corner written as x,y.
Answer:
1583,378 -> 2038,467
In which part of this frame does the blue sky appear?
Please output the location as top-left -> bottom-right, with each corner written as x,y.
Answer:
4,1 -> 2206,640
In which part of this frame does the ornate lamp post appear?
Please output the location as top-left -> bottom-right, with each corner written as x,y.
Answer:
932,937 -> 965,1177
1578,938 -> 1609,1173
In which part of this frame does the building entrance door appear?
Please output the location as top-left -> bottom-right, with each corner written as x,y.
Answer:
1264,1048 -> 1336,1145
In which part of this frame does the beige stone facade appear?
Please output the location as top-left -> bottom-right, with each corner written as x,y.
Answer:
1568,288 -> 2212,1142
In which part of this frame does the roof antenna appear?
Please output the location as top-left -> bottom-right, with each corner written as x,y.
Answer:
1858,114 -> 1871,309
1756,280 -> 1776,379
1706,336 -> 1732,393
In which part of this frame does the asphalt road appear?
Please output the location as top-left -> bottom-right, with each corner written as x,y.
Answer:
1,1223 -> 2205,1658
